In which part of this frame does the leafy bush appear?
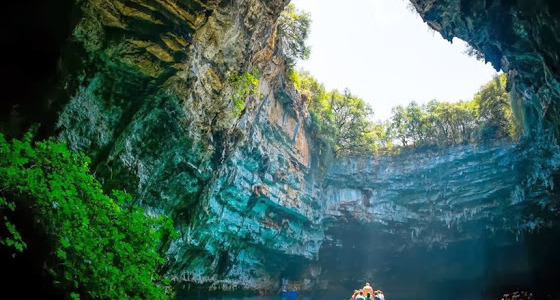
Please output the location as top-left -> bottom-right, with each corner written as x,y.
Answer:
0,197 -> 26,252
0,132 -> 175,299
287,69 -> 302,90
228,68 -> 259,116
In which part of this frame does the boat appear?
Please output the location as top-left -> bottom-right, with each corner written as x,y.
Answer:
281,290 -> 299,298
281,279 -> 300,298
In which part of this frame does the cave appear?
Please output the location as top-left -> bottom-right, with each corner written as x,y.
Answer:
1,0 -> 560,300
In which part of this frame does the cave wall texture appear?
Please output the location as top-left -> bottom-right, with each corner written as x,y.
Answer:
2,0 -> 560,298
409,0 -> 560,139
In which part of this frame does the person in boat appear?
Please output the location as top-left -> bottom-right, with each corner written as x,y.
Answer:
364,292 -> 372,300
349,290 -> 360,300
375,290 -> 385,300
282,278 -> 289,292
362,283 -> 374,295
356,291 -> 365,300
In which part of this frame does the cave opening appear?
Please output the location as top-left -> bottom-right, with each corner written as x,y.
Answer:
1,0 -> 560,299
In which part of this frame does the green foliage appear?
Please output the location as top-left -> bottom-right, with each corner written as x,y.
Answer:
390,105 -> 410,147
287,69 -> 302,90
426,100 -> 479,146
295,72 -> 380,157
277,4 -> 311,66
0,133 -> 175,299
474,73 -> 519,140
298,72 -> 336,158
228,68 -> 260,116
389,100 -> 479,148
294,71 -> 519,157
0,197 -> 26,252
387,74 -> 519,149
330,89 -> 376,156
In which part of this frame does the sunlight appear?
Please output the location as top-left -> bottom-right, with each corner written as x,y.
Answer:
291,0 -> 498,121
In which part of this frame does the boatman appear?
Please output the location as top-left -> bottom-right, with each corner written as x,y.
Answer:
282,278 -> 289,292
362,282 -> 374,296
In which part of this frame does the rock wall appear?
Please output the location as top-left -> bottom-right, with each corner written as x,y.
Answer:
325,144 -> 548,246
50,0 -> 326,291
166,59 -> 325,290
313,143 -> 560,299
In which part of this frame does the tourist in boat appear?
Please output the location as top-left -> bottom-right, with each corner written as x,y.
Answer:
350,290 -> 360,300
281,278 -> 288,292
356,291 -> 365,300
362,282 -> 374,295
376,290 -> 385,300
364,291 -> 372,300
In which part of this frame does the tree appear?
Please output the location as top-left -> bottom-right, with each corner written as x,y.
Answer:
298,71 -> 335,154
390,105 -> 409,147
404,101 -> 425,145
0,133 -> 175,299
475,73 -> 518,140
293,72 -> 378,157
277,4 -> 311,66
464,44 -> 485,62
389,99 -> 479,149
330,89 -> 375,156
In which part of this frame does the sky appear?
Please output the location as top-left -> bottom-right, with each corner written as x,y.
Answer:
290,0 -> 499,121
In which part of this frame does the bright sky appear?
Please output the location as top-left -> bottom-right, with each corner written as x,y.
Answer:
291,0 -> 499,121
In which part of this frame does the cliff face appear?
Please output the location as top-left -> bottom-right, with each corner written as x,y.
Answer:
326,144 -> 531,247
52,0 -> 325,291
4,0 -> 560,296
315,143 -> 560,299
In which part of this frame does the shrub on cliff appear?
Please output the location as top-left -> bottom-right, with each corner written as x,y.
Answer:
228,68 -> 260,116
0,132 -> 175,299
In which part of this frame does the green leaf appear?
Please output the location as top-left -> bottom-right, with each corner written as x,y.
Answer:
60,237 -> 71,248
56,249 -> 67,260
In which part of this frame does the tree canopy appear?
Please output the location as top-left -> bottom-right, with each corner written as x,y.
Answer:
277,4 -> 311,67
294,72 -> 379,157
475,73 -> 519,140
387,74 -> 519,149
291,72 -> 520,157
